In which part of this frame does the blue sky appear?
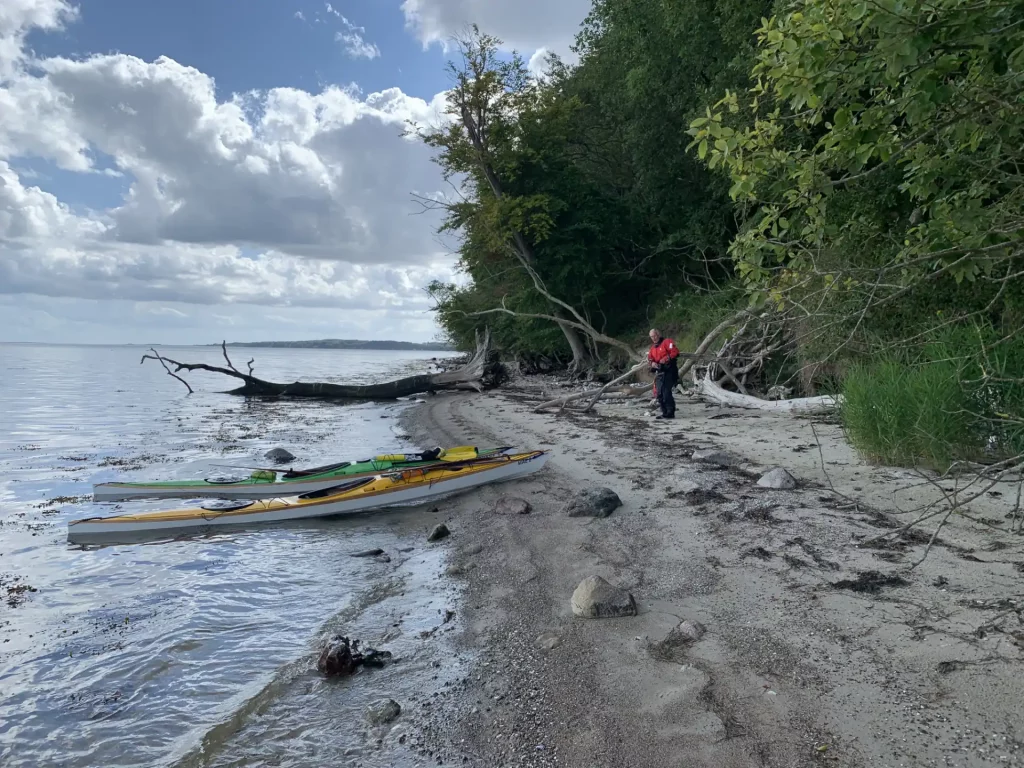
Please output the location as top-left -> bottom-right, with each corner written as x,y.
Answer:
0,0 -> 591,344
26,0 -> 451,102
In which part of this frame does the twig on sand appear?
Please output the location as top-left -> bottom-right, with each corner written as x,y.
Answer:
909,507 -> 957,569
809,421 -> 856,506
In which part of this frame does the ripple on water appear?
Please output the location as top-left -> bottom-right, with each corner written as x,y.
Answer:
0,344 -> 462,768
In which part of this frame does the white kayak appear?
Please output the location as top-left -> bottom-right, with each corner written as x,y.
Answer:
68,450 -> 549,542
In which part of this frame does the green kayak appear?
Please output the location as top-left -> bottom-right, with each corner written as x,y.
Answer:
92,445 -> 513,501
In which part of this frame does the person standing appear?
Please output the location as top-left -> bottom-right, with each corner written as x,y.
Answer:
647,328 -> 680,419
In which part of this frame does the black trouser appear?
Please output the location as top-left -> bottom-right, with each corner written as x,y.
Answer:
655,364 -> 678,417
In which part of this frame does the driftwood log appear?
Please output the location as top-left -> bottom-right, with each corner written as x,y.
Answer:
142,329 -> 503,400
692,368 -> 841,414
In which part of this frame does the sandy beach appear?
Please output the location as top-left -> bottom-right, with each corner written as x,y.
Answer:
399,373 -> 1024,768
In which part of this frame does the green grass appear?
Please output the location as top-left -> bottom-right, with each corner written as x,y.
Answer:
838,322 -> 1024,470
840,358 -> 979,470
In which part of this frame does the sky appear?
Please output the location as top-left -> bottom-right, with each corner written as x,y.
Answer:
0,0 -> 592,344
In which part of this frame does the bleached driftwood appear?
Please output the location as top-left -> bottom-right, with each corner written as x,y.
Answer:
693,369 -> 841,414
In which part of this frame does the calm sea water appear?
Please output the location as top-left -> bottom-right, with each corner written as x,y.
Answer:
0,344 -> 470,767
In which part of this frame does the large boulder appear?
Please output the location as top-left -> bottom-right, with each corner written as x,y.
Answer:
757,468 -> 797,490
562,487 -> 622,518
264,448 -> 296,464
571,575 -> 637,619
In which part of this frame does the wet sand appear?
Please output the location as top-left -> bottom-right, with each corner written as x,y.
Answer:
402,374 -> 1024,768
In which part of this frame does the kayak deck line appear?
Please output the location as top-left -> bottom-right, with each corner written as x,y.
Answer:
69,450 -> 549,540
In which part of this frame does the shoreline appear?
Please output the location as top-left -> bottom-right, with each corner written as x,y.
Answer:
401,375 -> 1024,767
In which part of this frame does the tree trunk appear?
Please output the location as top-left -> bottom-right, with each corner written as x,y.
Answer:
558,319 -> 595,372
143,331 -> 503,400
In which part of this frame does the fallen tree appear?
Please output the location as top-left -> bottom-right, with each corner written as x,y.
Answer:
532,310 -> 752,413
142,330 -> 503,400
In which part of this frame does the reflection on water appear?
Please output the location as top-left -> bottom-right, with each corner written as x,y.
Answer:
0,344 -> 464,767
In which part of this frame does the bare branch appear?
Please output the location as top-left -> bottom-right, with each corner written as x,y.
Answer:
141,348 -> 194,395
221,341 -> 240,374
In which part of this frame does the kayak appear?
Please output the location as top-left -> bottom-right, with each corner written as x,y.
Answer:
69,450 -> 549,541
92,445 -> 513,501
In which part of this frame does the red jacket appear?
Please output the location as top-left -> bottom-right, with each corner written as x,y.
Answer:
648,336 -> 680,367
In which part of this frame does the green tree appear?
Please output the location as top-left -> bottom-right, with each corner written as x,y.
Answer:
688,0 -> 1024,457
413,27 -> 609,371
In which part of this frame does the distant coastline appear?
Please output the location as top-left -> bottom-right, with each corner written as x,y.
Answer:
212,339 -> 456,351
0,340 -> 457,351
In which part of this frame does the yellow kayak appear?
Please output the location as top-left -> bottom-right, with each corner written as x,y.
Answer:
68,450 -> 549,541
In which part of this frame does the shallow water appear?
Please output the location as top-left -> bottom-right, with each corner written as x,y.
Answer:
0,344 -> 468,767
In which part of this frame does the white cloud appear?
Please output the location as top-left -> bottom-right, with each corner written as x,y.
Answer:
31,54 -> 446,257
0,238 -> 460,309
0,0 -> 77,78
324,3 -> 381,59
336,30 -> 381,60
401,0 -> 591,56
0,1 -> 461,342
527,47 -> 552,78
0,160 -> 104,239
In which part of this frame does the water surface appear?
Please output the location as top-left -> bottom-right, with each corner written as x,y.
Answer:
0,344 -> 467,767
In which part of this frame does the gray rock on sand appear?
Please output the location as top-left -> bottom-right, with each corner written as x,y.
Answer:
366,698 -> 401,725
264,448 -> 296,464
427,524 -> 450,542
691,449 -> 738,467
495,496 -> 532,515
571,575 -> 637,619
757,467 -> 797,490
563,487 -> 622,518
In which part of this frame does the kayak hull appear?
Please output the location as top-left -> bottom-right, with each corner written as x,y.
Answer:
92,446 -> 513,501
69,451 -> 549,541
